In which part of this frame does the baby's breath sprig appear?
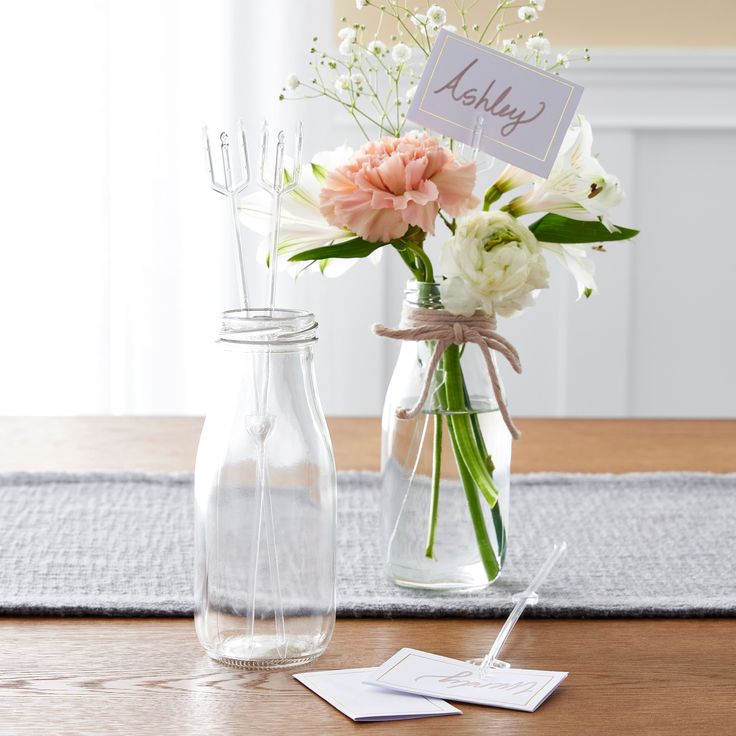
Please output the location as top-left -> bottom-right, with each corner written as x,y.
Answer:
279,1 -> 587,139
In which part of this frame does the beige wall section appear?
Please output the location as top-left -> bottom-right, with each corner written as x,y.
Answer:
336,0 -> 736,47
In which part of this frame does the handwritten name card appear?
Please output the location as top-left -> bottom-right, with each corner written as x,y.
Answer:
407,29 -> 583,177
366,649 -> 568,712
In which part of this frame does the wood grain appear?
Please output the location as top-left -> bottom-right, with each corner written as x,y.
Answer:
1,417 -> 734,734
1,416 -> 735,473
1,617 -> 734,735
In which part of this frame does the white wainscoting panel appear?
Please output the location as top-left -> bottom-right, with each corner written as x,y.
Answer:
631,129 -> 736,417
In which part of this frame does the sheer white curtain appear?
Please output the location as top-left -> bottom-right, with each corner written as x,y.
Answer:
0,0 -> 387,416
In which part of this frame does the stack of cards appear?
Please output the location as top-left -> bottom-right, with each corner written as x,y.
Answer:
295,648 -> 567,722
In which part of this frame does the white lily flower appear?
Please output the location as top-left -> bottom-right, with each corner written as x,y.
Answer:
504,115 -> 625,229
540,242 -> 598,299
238,146 -> 378,277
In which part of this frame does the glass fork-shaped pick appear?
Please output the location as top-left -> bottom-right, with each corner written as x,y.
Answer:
258,120 -> 303,312
475,541 -> 568,677
203,122 -> 251,309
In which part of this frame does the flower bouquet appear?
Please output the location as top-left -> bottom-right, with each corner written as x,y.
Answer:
241,1 -> 638,590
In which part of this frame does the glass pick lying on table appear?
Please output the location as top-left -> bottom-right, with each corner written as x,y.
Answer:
475,541 -> 568,678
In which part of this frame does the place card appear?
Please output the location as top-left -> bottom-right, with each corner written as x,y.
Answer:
366,648 -> 567,712
294,666 -> 462,722
407,29 -> 583,177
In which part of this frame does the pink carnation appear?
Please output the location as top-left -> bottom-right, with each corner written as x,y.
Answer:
319,134 -> 479,243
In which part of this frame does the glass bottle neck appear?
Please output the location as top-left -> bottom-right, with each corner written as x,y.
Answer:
218,309 -> 318,350
404,280 -> 444,310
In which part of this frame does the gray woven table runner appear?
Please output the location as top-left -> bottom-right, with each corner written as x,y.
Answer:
1,471 -> 734,618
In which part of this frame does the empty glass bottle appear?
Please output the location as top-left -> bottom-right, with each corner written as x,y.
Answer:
194,309 -> 336,669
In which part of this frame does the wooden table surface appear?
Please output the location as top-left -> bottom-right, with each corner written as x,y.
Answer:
1,417 -> 735,735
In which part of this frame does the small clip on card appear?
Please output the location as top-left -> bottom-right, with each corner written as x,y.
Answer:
478,541 -> 567,677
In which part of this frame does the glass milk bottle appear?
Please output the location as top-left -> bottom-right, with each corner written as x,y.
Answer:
194,309 -> 336,669
380,281 -> 512,591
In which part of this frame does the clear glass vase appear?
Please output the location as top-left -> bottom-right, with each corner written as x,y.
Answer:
381,282 -> 511,591
194,309 -> 336,669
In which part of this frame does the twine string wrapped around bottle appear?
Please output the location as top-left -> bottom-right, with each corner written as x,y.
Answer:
373,306 -> 522,439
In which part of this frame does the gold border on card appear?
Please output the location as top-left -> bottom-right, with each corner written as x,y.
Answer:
417,33 -> 577,163
374,651 -> 555,709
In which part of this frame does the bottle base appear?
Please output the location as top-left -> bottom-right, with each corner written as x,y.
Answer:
205,633 -> 327,671
386,562 -> 501,592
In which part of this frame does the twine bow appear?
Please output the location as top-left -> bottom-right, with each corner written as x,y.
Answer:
373,306 -> 522,439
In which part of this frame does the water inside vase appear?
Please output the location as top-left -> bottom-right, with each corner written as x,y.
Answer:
382,400 -> 511,591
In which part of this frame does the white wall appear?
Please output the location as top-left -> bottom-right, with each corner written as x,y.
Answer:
0,1 -> 733,418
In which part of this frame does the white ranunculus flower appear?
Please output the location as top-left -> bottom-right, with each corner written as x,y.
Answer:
391,43 -> 412,64
238,146 -> 380,277
440,211 -> 550,317
503,115 -> 625,229
518,6 -> 539,22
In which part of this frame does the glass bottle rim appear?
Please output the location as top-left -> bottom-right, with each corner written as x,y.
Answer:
218,308 -> 318,346
404,279 -> 443,309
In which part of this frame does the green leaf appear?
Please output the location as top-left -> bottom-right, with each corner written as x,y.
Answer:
584,287 -> 593,298
529,213 -> 639,243
288,236 -> 386,262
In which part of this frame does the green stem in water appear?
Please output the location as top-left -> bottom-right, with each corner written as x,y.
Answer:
443,345 -> 499,507
446,407 -> 500,581
424,412 -> 443,559
463,379 -> 507,561
441,349 -> 500,580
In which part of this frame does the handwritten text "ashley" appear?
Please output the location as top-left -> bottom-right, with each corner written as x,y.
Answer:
415,670 -> 539,695
432,58 -> 545,137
